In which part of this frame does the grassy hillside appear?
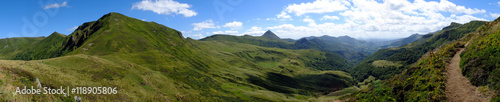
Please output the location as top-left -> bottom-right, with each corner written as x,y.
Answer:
352,21 -> 488,81
201,34 -> 353,71
348,17 -> 499,102
350,40 -> 464,101
0,37 -> 44,59
201,34 -> 374,63
13,32 -> 66,60
460,17 -> 500,100
0,12 -> 356,101
201,34 -> 295,49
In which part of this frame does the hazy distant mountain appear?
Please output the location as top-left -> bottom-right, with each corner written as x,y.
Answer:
381,34 -> 423,48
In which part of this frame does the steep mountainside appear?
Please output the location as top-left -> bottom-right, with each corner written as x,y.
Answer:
0,12 -> 356,101
352,21 -> 488,81
352,39 -> 464,101
460,17 -> 500,100
351,16 -> 500,102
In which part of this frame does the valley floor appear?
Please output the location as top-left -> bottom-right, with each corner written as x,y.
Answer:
445,48 -> 488,102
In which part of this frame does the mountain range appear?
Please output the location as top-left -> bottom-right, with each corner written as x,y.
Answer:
0,13 -> 356,101
1,12 -> 499,101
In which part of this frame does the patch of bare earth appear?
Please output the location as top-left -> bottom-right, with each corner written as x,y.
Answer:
445,48 -> 488,102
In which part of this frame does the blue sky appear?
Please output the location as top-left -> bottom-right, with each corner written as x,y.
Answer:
1,0 -> 499,39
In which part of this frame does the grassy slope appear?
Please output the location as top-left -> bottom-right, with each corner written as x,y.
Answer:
351,21 -> 488,81
201,34 -> 373,63
350,17 -> 499,102
0,37 -> 44,59
0,13 -> 356,101
460,17 -> 500,100
201,35 -> 353,72
350,39 -> 465,101
13,32 -> 66,60
201,34 -> 295,49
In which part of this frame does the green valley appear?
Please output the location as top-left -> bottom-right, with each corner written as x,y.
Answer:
0,13 -> 357,101
1,10 -> 499,102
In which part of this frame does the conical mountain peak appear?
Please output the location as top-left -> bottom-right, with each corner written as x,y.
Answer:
262,30 -> 280,39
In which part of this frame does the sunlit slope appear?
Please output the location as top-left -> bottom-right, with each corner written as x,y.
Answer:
0,37 -> 43,59
352,21 -> 487,81
13,32 -> 66,60
0,12 -> 356,101
461,17 -> 500,100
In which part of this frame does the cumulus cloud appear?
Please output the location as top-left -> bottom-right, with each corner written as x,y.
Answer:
189,34 -> 203,39
223,21 -> 243,29
66,26 -> 78,31
44,1 -> 68,9
243,26 -> 266,36
277,11 -> 291,18
492,13 -> 500,18
302,16 -> 316,26
132,0 -> 197,17
213,30 -> 239,35
192,19 -> 219,31
265,0 -> 487,39
321,15 -> 340,20
283,0 -> 350,16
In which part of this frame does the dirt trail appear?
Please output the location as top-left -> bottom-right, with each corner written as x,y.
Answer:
446,48 -> 488,102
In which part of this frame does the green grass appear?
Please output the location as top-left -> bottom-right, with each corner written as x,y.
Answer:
13,32 -> 66,60
349,41 -> 464,101
371,60 -> 402,68
201,33 -> 373,63
460,17 -> 500,100
0,12 -> 356,101
352,20 -> 488,81
0,37 -> 44,59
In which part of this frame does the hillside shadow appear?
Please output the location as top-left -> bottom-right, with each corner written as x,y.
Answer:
246,72 -> 353,95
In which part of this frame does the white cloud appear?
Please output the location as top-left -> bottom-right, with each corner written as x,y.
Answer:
498,2 -> 500,6
283,0 -> 350,16
277,11 -> 291,18
44,1 -> 68,9
66,26 -> 78,31
192,19 -> 219,31
189,34 -> 204,39
262,0 -> 488,39
223,21 -> 243,29
490,13 -> 500,18
266,18 -> 276,21
450,14 -> 487,24
243,26 -> 266,36
302,16 -> 316,26
321,15 -> 340,20
213,30 -> 239,35
411,0 -> 485,15
132,0 -> 197,17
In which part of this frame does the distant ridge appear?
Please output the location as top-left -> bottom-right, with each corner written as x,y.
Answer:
262,30 -> 280,39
